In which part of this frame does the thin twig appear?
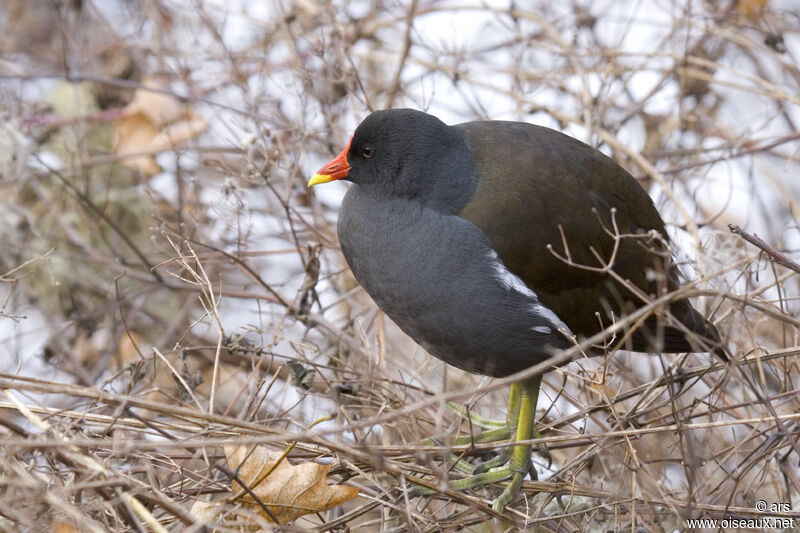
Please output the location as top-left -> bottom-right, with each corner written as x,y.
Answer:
729,224 -> 800,275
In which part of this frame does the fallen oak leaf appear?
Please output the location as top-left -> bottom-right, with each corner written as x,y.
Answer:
225,444 -> 358,524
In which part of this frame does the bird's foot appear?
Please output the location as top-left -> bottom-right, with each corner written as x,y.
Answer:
472,449 -> 510,474
419,424 -> 514,475
409,377 -> 545,512
443,381 -> 549,461
407,440 -> 536,513
407,465 -> 513,498
420,413 -> 550,476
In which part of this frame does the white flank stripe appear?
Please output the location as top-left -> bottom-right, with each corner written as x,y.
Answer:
488,252 -> 572,334
488,251 -> 536,297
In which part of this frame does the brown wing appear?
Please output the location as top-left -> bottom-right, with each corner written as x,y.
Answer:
456,120 -> 721,354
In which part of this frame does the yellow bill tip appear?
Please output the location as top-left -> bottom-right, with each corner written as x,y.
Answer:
307,173 -> 333,187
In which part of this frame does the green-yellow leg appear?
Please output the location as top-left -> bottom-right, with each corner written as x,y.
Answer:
417,382 -> 522,476
506,381 -> 523,428
492,376 -> 540,511
470,381 -> 522,474
409,377 -> 544,513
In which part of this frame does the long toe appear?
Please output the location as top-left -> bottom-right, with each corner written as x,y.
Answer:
472,450 -> 510,475
492,471 -> 525,512
528,462 -> 538,482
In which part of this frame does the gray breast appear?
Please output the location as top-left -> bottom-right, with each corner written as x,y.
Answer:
338,186 -> 573,378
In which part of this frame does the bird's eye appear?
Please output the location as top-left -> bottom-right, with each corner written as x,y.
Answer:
361,146 -> 374,158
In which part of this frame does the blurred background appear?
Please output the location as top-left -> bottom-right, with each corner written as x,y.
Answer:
1,0 -> 799,530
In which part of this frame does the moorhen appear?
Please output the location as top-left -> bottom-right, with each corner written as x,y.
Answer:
308,109 -> 725,511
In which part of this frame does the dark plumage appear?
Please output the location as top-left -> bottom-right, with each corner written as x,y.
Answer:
310,109 -> 724,378
308,108 -> 727,512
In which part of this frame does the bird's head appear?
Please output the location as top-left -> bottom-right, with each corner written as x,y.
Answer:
308,109 -> 475,212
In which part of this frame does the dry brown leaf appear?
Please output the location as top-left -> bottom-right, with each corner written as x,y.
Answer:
125,86 -> 189,127
149,116 -> 209,152
225,444 -> 358,524
735,0 -> 768,14
112,112 -> 163,176
112,80 -> 208,176
52,522 -> 80,533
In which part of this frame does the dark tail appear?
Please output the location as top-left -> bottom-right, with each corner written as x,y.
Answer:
631,305 -> 729,361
